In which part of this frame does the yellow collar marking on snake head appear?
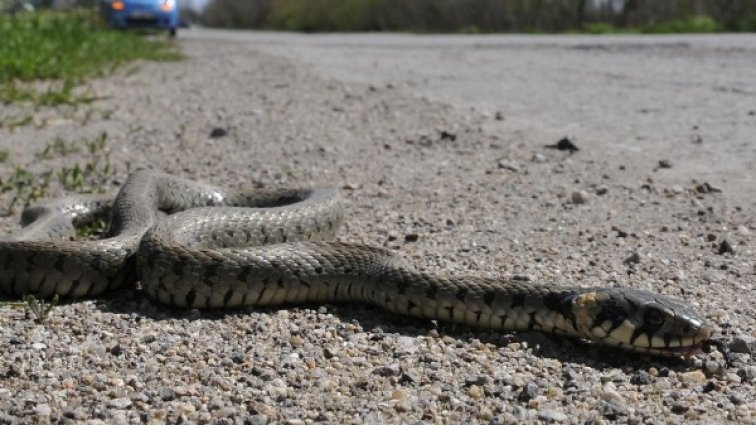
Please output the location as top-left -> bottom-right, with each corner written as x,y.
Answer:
572,291 -> 600,328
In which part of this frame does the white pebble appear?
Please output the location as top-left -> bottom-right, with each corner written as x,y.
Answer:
601,385 -> 627,407
108,397 -> 132,409
396,336 -> 418,355
34,404 -> 51,416
531,153 -> 547,163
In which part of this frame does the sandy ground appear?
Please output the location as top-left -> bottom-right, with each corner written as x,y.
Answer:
0,33 -> 754,424
184,31 -> 756,206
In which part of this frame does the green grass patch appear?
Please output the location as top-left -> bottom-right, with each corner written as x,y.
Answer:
642,15 -> 721,33
0,132 -> 112,215
581,15 -> 722,34
0,10 -> 181,105
0,167 -> 52,215
0,114 -> 33,130
580,23 -> 635,34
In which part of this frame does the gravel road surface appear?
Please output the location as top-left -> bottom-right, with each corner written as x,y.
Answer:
1,31 -> 754,424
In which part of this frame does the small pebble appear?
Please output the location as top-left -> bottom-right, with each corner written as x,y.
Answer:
702,381 -> 719,393
438,130 -> 456,141
34,404 -> 51,416
717,240 -> 735,255
679,371 -> 706,384
547,137 -> 579,152
600,400 -> 627,419
404,234 -> 419,243
108,398 -> 132,409
246,415 -> 268,425
696,182 -> 722,193
395,336 -> 418,355
738,366 -> 756,383
209,127 -> 228,138
391,389 -> 407,400
513,406 -> 528,420
465,374 -> 489,386
630,371 -> 653,386
373,363 -> 401,377
531,153 -> 547,163
705,360 -> 723,375
497,160 -> 519,172
728,336 -> 755,354
399,372 -> 418,384
729,394 -> 746,406
518,381 -> 538,402
159,387 -> 176,401
477,406 -> 494,420
624,252 -> 641,265
468,385 -> 484,399
601,386 -> 627,407
571,190 -> 589,204
230,351 -> 245,363
537,409 -> 568,422
562,368 -> 580,383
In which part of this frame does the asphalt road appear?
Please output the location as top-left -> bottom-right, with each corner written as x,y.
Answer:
184,29 -> 756,205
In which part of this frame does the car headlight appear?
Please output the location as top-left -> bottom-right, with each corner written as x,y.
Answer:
160,0 -> 175,11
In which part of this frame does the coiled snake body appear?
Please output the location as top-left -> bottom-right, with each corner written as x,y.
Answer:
1,170 -> 712,356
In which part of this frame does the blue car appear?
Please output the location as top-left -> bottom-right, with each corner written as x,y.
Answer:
101,0 -> 179,37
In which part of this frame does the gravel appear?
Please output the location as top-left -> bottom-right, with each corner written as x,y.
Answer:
1,35 -> 754,423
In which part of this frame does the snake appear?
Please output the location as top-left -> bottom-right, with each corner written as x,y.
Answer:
0,169 -> 713,357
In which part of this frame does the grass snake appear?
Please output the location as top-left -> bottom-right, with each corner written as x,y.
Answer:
0,169 -> 713,357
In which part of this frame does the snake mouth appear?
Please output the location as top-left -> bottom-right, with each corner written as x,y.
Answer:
642,342 -> 705,358
603,323 -> 714,358
635,327 -> 714,358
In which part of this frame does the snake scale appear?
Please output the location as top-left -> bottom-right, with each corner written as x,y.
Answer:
0,169 -> 712,356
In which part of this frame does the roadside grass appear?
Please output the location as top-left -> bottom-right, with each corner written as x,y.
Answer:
0,10 -> 181,105
0,132 -> 113,216
583,15 -> 721,34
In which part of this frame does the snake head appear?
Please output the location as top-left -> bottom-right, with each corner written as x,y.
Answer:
570,288 -> 713,357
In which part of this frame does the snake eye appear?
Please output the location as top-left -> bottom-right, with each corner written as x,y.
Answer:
644,309 -> 665,327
